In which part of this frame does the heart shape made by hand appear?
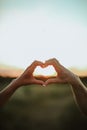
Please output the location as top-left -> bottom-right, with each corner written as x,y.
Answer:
33,65 -> 57,78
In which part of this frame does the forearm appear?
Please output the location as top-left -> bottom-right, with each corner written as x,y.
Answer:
70,76 -> 87,115
0,78 -> 20,107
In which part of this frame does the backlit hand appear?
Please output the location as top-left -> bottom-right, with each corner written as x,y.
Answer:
43,58 -> 78,86
16,60 -> 44,87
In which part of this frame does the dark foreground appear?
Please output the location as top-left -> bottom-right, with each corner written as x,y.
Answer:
0,77 -> 87,130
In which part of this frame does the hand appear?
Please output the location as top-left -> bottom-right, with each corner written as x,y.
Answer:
43,58 -> 79,86
16,60 -> 44,87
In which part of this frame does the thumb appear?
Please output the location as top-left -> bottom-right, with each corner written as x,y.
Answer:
33,79 -> 45,85
44,78 -> 58,86
44,77 -> 66,86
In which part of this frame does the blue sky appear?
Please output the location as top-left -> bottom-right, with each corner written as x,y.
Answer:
0,0 -> 87,69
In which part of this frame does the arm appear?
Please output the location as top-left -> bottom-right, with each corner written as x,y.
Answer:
0,78 -> 21,107
44,58 -> 87,116
0,61 -> 44,107
70,77 -> 87,115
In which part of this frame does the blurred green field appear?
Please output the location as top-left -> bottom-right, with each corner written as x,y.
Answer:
0,77 -> 87,130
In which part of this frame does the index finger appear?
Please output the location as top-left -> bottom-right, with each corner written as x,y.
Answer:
29,60 -> 44,73
45,58 -> 61,72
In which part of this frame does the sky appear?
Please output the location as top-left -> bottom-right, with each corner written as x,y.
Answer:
0,0 -> 87,69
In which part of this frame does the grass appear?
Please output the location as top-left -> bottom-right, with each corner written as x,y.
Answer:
0,77 -> 87,130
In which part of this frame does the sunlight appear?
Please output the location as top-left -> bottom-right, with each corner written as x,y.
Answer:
0,2 -> 87,69
33,65 -> 57,77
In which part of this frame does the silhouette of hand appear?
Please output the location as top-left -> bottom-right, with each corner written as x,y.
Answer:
43,58 -> 78,86
16,58 -> 78,87
16,61 -> 44,87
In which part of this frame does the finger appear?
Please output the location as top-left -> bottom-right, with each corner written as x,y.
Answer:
33,60 -> 44,67
44,77 -> 66,86
45,58 -> 60,68
44,78 -> 58,85
45,58 -> 58,74
44,58 -> 61,75
44,58 -> 54,66
29,60 -> 44,73
33,79 -> 45,85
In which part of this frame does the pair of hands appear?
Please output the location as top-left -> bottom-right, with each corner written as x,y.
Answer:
17,58 -> 78,87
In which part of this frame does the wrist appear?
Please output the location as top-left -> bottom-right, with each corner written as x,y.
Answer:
11,78 -> 22,89
70,75 -> 83,86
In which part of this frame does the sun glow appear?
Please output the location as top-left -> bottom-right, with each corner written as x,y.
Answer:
33,65 -> 57,77
0,1 -> 87,69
